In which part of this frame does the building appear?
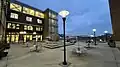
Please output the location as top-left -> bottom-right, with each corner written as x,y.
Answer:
0,0 -> 8,42
44,9 -> 59,41
3,0 -> 58,43
109,0 -> 120,41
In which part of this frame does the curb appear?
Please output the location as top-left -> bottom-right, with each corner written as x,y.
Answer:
43,43 -> 75,49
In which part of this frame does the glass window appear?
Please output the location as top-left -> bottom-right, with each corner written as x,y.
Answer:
16,27 -> 19,29
28,26 -> 33,30
52,27 -> 54,32
40,27 -> 43,31
29,35 -> 32,40
16,24 -> 20,29
36,27 -> 40,31
49,12 -> 51,17
10,3 -> 22,12
37,19 -> 42,24
52,14 -> 56,19
26,16 -> 32,22
52,19 -> 54,24
49,27 -> 51,32
24,25 -> 27,30
10,13 -> 18,19
23,7 -> 35,16
7,23 -> 11,28
16,24 -> 19,26
23,7 -> 28,14
40,35 -> 42,41
12,24 -> 15,29
35,11 -> 44,18
29,9 -> 34,16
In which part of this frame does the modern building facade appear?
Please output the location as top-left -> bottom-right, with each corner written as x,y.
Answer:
44,9 -> 59,41
109,0 -> 120,41
2,0 -> 58,43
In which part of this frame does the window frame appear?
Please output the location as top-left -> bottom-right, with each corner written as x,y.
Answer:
10,13 -> 18,19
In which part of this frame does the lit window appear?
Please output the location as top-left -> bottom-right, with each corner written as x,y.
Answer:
37,19 -> 42,24
36,27 -> 40,31
16,24 -> 19,26
24,25 -> 27,30
10,3 -> 22,12
12,24 -> 15,29
52,14 -> 56,19
23,7 -> 28,14
23,7 -> 35,16
52,27 -> 54,32
28,26 -> 33,30
49,12 -> 51,17
16,27 -> 19,29
35,11 -> 44,18
10,13 -> 18,19
16,24 -> 20,29
7,23 -> 11,28
26,17 -> 32,22
52,19 -> 54,24
40,27 -> 43,31
29,9 -> 34,16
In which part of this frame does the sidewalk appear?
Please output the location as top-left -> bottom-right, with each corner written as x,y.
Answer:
1,42 -> 120,67
8,44 -> 30,60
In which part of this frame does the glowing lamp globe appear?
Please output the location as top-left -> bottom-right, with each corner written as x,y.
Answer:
59,10 -> 69,18
104,31 -> 108,33
93,29 -> 96,32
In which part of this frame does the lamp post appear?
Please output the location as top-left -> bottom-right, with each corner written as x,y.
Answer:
90,35 -> 94,42
59,10 -> 69,65
76,36 -> 79,49
104,31 -> 108,42
93,29 -> 97,45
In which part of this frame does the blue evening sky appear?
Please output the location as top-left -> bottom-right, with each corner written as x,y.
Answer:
17,0 -> 112,36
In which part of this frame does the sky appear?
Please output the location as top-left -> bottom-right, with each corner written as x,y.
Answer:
17,0 -> 112,36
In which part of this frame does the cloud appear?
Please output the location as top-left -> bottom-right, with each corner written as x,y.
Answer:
17,0 -> 112,35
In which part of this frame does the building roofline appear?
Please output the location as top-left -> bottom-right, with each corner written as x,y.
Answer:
45,8 -> 58,15
11,0 -> 58,14
11,0 -> 44,13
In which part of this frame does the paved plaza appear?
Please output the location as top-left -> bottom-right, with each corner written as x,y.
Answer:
0,41 -> 120,67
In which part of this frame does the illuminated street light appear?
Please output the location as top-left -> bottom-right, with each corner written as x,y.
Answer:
104,31 -> 108,33
90,35 -> 94,37
93,29 -> 96,32
59,10 -> 69,18
92,29 -> 97,45
104,31 -> 108,42
59,10 -> 69,65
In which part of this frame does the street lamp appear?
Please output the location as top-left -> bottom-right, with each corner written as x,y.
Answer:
92,29 -> 97,45
76,36 -> 80,49
59,10 -> 69,65
104,31 -> 108,42
90,35 -> 94,37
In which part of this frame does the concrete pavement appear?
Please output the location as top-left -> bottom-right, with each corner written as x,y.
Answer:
0,41 -> 120,67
